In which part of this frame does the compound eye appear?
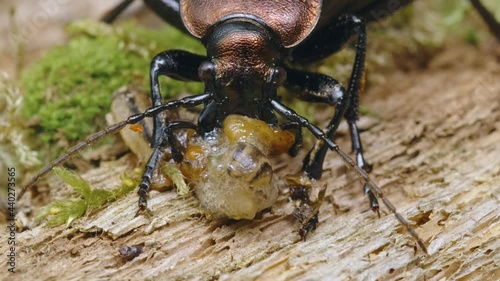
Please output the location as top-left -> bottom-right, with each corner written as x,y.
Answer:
199,61 -> 215,82
271,67 -> 287,87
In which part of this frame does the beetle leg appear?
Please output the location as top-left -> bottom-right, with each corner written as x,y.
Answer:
287,175 -> 326,240
132,94 -> 212,212
143,0 -> 189,34
280,122 -> 303,157
270,100 -> 427,253
101,0 -> 135,23
138,121 -> 197,211
163,121 -> 197,163
101,0 -> 188,34
136,52 -> 206,211
287,16 -> 380,211
276,71 -> 345,238
283,69 -> 348,178
149,50 -> 203,148
470,0 -> 500,40
137,121 -> 197,211
289,15 -> 365,64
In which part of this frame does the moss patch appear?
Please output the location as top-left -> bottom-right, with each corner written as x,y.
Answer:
36,167 -> 137,226
21,20 -> 204,159
0,73 -> 40,186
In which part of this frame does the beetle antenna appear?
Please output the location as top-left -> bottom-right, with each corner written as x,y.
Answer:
19,119 -> 131,200
331,145 -> 428,253
19,93 -> 210,200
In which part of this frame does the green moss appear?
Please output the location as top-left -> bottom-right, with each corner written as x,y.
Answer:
21,20 -> 204,159
0,73 -> 40,186
36,167 -> 138,226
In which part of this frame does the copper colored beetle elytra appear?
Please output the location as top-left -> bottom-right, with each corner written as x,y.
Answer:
21,0 -> 500,253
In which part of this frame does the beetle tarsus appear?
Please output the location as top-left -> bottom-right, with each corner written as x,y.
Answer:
288,175 -> 325,241
299,214 -> 319,241
365,184 -> 381,217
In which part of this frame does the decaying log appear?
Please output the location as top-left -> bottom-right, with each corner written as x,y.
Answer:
3,44 -> 499,280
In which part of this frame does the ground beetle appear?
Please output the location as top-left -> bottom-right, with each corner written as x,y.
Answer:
20,0 -> 500,253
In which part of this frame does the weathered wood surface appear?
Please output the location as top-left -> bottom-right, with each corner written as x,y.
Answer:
3,43 -> 500,280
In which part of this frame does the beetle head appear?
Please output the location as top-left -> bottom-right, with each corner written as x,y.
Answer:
198,16 -> 287,116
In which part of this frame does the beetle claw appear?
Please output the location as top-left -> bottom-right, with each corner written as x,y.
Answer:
299,214 -> 319,241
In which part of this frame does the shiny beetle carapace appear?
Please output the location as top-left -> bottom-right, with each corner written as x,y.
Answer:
22,0 -> 500,253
